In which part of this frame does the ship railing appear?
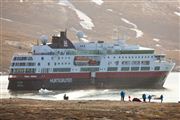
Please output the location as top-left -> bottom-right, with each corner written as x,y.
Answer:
32,52 -> 55,55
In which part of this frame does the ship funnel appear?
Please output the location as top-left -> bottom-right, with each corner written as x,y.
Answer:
60,31 -> 66,38
40,35 -> 48,45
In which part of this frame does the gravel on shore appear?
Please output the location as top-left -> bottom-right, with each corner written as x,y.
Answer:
0,98 -> 180,120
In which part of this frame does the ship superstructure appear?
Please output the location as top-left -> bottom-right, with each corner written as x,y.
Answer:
8,31 -> 175,90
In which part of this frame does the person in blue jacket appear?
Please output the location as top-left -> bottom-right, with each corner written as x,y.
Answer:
142,94 -> 146,102
120,91 -> 125,101
148,95 -> 152,102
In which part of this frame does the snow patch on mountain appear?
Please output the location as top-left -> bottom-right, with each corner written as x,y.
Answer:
0,17 -> 13,22
156,44 -> 161,47
130,28 -> 143,38
174,11 -> 180,16
58,0 -> 94,30
121,18 -> 137,28
153,38 -> 160,42
121,18 -> 143,38
91,0 -> 104,5
107,9 -> 113,12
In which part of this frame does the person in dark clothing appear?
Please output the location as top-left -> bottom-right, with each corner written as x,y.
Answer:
63,94 -> 69,100
148,95 -> 152,102
142,94 -> 146,102
120,91 -> 125,101
160,95 -> 163,103
128,96 -> 131,102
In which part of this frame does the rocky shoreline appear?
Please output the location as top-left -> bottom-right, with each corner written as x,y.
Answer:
0,98 -> 180,120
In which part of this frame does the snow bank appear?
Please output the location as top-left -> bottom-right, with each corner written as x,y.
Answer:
130,28 -> 143,38
153,38 -> 160,42
0,18 -> 13,22
107,9 -> 113,12
121,18 -> 143,38
174,11 -> 180,17
121,18 -> 137,28
156,44 -> 161,47
58,0 -> 94,30
91,0 -> 104,6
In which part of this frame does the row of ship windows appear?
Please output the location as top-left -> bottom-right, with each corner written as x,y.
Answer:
12,62 -> 36,66
13,57 -> 33,61
41,56 -> 71,60
13,55 -> 154,62
37,62 -> 71,66
10,66 -> 160,73
11,61 -> 150,67
105,56 -> 153,59
11,68 -> 36,73
80,67 -> 160,72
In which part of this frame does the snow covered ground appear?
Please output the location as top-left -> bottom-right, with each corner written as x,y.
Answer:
58,0 -> 94,30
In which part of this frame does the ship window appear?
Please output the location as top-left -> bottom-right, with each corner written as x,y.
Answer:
80,67 -> 99,72
122,56 -> 124,59
131,67 -> 139,71
11,63 -> 15,66
154,66 -> 160,71
38,63 -> 40,66
141,67 -> 150,71
54,63 -> 56,66
119,56 -> 121,58
41,57 -> 44,60
141,61 -> 150,65
48,62 -> 50,66
122,61 -> 130,65
131,61 -> 140,65
58,57 -> 60,60
138,56 -> 140,58
121,67 -> 129,71
28,57 -> 33,60
114,56 -> 116,59
53,68 -> 71,72
51,57 -> 53,60
151,56 -> 153,58
107,67 -> 117,71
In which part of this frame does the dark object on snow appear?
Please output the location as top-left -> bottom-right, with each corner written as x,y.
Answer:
132,98 -> 141,102
63,94 -> 69,100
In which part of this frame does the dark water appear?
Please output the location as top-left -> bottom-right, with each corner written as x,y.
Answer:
0,72 -> 179,102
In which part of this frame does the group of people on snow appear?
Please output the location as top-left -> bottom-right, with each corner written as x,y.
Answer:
120,90 -> 164,103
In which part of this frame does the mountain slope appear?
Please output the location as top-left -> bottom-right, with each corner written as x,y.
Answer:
0,0 -> 180,73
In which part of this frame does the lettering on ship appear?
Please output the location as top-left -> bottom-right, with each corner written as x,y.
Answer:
50,78 -> 72,83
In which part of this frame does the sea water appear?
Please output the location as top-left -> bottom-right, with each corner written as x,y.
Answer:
0,72 -> 180,103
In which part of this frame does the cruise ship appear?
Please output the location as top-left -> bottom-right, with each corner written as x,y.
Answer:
8,31 -> 175,90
